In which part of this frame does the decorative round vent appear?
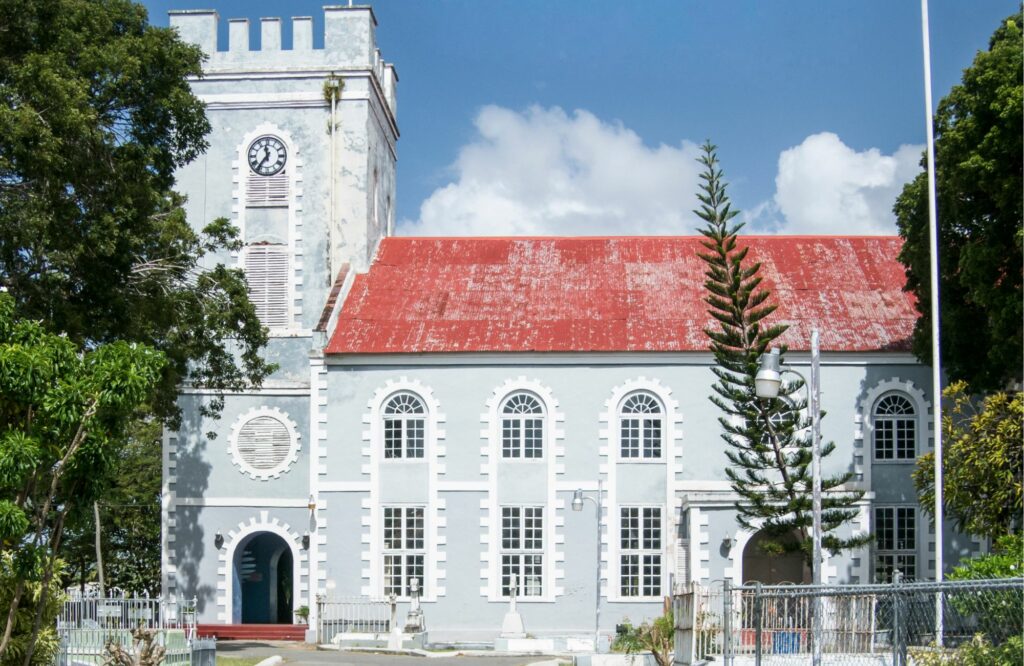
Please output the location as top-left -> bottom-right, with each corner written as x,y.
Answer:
228,407 -> 301,480
237,416 -> 290,469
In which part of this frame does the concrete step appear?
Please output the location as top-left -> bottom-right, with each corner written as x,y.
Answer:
196,623 -> 307,641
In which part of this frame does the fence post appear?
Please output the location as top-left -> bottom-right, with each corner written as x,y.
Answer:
722,579 -> 732,666
753,582 -> 762,666
892,570 -> 905,666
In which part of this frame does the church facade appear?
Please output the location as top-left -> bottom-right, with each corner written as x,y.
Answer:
161,7 -> 979,643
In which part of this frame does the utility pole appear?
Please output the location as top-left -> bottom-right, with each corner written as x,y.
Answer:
94,501 -> 105,597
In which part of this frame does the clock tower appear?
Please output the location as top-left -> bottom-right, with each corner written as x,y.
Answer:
169,6 -> 398,336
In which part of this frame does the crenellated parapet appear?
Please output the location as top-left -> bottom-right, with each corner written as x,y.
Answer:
169,6 -> 397,116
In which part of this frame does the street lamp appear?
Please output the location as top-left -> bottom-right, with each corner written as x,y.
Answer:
755,330 -> 822,666
571,480 -> 603,652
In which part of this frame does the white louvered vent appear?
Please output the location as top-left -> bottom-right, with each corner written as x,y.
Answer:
246,169 -> 289,206
236,416 -> 290,470
244,244 -> 289,329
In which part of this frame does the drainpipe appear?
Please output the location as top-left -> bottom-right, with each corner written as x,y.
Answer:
327,75 -> 341,278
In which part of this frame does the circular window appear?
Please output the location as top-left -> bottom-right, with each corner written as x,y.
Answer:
229,408 -> 300,480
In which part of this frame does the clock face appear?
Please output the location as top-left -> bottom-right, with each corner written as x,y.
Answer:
247,135 -> 287,176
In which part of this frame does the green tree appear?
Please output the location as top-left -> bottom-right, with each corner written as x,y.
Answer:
0,0 -> 273,423
0,294 -> 165,663
894,11 -> 1023,391
913,382 -> 1023,539
60,418 -> 162,596
696,142 -> 870,562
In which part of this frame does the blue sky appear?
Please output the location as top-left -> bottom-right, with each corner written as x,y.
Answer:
142,0 -> 1017,236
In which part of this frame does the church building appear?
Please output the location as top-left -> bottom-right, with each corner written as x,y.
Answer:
161,6 -> 979,643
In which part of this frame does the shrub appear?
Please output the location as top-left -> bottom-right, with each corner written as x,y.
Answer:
611,608 -> 673,666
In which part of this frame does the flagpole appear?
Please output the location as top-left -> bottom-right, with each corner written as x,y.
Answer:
919,0 -> 944,646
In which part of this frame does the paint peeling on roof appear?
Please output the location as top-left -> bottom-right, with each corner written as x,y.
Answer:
325,236 -> 918,355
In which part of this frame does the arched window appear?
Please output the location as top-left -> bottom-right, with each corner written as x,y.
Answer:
501,392 -> 544,459
872,393 -> 916,460
383,392 -> 426,459
619,392 -> 663,459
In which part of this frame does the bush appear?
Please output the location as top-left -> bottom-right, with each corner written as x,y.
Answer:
947,534 -> 1023,642
611,608 -> 673,666
910,634 -> 1023,666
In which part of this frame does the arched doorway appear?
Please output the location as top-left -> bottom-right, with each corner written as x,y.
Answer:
741,530 -> 811,585
233,532 -> 294,623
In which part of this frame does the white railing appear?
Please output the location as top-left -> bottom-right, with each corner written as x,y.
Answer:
317,595 -> 391,644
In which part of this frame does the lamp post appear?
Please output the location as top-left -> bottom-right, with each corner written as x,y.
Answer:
571,480 -> 603,652
755,330 -> 822,666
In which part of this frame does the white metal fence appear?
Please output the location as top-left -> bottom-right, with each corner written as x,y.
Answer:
674,577 -> 1024,665
316,595 -> 392,644
56,593 -> 213,666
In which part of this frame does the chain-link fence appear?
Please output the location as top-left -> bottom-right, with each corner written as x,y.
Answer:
674,576 -> 1023,665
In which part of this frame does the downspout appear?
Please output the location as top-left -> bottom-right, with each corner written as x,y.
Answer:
330,76 -> 338,278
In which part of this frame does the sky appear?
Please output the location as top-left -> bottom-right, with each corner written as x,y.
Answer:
142,0 -> 1018,237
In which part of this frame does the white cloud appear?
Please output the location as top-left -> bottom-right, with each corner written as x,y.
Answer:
400,105 -> 704,236
400,109 -> 922,237
762,132 -> 922,235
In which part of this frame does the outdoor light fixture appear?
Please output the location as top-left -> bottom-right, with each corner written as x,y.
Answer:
214,530 -> 224,549
756,333 -> 824,666
721,536 -> 737,552
302,531 -> 310,550
569,484 -> 603,651
754,348 -> 783,399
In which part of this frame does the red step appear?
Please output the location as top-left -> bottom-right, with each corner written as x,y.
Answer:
197,623 -> 307,641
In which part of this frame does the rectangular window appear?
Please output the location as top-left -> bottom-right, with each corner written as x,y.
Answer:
875,506 -> 916,582
621,418 -> 662,459
501,506 -> 544,597
383,418 -> 425,459
503,418 -> 544,459
383,506 -> 425,596
244,245 -> 289,329
620,507 -> 662,597
875,418 -> 915,460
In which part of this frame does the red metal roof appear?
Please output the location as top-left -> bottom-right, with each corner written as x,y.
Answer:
325,236 -> 918,355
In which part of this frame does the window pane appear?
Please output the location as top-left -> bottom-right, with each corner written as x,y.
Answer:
621,508 -> 639,549
524,507 -> 543,550
407,418 -> 425,458
621,419 -> 640,458
642,554 -> 661,596
384,419 -> 402,458
644,418 -> 662,458
621,555 -> 639,596
524,418 -> 543,458
502,419 -> 521,458
643,508 -> 661,549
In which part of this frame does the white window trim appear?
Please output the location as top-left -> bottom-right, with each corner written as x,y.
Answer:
499,391 -> 547,462
498,504 -> 547,599
381,391 -> 428,461
871,392 -> 919,463
873,505 -> 919,582
616,504 -> 666,600
363,378 -> 447,601
480,377 -> 565,603
227,406 -> 301,481
617,391 -> 667,463
231,123 -> 305,335
857,378 -> 930,466
381,504 -> 427,600
600,378 -> 682,601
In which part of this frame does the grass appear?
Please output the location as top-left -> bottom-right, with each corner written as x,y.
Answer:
216,657 -> 265,666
